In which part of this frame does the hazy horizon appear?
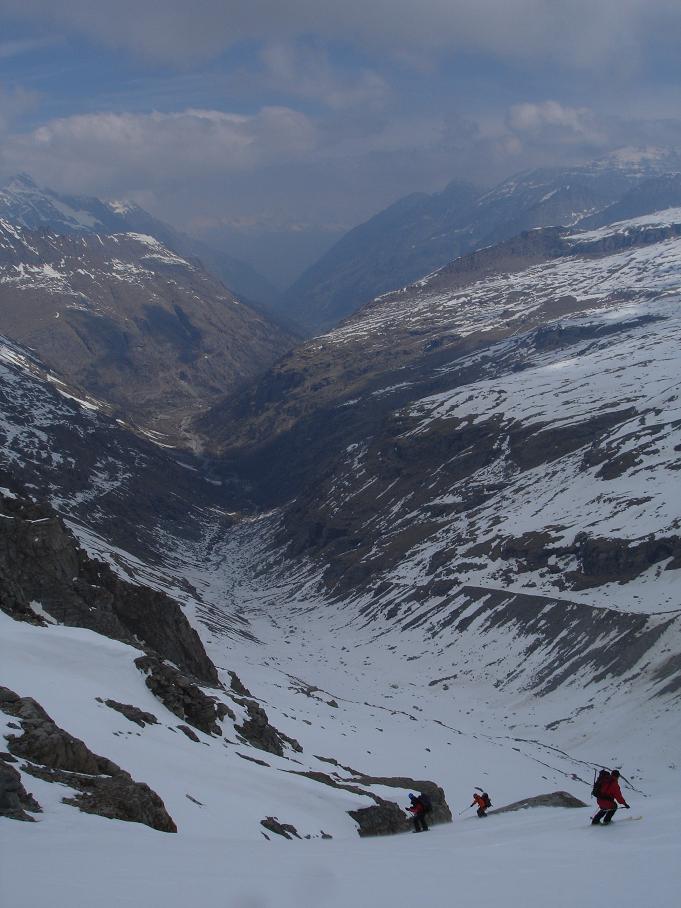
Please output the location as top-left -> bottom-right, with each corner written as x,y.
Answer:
1,1 -> 680,286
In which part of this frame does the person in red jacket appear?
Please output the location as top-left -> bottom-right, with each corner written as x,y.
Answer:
407,793 -> 429,832
592,769 -> 630,825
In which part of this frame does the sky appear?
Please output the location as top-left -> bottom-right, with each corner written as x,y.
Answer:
0,0 -> 680,286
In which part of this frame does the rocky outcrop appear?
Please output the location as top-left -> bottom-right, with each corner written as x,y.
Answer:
59,773 -> 177,832
290,760 -> 451,837
0,756 -> 41,821
135,655 -> 232,735
234,698 -> 302,757
98,698 -> 158,728
0,494 -> 218,685
0,687 -> 176,832
260,816 -> 301,839
489,791 -> 587,814
348,802 -> 411,837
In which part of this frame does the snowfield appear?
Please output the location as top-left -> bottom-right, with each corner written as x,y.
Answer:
1,599 -> 680,908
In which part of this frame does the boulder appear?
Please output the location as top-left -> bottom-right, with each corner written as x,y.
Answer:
489,791 -> 588,814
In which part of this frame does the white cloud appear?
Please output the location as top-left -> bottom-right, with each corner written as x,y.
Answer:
258,43 -> 388,110
507,101 -> 606,144
0,106 -> 319,192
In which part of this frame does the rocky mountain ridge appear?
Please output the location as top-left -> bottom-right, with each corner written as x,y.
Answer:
283,147 -> 681,333
0,220 -> 293,441
0,173 -> 279,308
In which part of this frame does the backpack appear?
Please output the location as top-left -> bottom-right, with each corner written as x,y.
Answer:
592,771 -> 609,799
418,793 -> 433,814
481,792 -> 491,809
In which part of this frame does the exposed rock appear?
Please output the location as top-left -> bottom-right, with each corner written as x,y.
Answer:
177,724 -> 200,743
489,791 -> 587,814
98,698 -> 158,728
0,756 -> 41,821
1,686 -> 176,833
1,687 -> 119,776
260,816 -> 301,839
228,671 -> 252,697
236,752 -> 270,767
235,698 -> 302,757
135,655 -> 233,735
348,802 -> 410,837
59,772 -> 177,833
290,760 -> 451,836
0,494 -> 218,686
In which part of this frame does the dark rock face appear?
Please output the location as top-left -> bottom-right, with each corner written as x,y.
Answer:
2,688 -> 119,776
260,816 -> 301,839
348,802 -> 410,837
228,671 -> 252,697
234,698 -> 303,757
489,791 -> 587,814
98,698 -> 158,728
0,494 -> 218,686
135,655 -> 232,735
0,686 -> 176,832
0,756 -> 41,821
60,774 -> 177,832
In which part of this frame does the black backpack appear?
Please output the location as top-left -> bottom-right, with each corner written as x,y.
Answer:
418,793 -> 433,814
481,792 -> 491,809
592,771 -> 609,799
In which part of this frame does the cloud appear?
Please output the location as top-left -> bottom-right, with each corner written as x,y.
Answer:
507,101 -> 606,144
2,0 -> 679,72
0,106 -> 318,193
0,83 -> 40,137
258,43 -> 388,110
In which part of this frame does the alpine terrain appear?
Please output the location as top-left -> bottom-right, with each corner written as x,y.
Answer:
1,155 -> 681,908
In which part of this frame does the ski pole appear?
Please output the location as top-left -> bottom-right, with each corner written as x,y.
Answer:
459,805 -> 474,815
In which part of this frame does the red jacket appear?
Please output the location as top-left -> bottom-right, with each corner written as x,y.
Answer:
597,777 -> 626,809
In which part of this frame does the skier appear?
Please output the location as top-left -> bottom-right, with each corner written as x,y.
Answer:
471,789 -> 491,818
591,769 -> 630,825
407,793 -> 429,832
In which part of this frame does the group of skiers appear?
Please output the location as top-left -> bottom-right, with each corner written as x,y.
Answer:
406,769 -> 631,832
406,788 -> 492,832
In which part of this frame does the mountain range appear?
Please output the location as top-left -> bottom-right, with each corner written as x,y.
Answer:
283,147 -> 681,333
1,149 -> 681,908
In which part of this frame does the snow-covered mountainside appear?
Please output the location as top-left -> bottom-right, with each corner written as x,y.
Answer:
0,220 -> 293,440
2,202 -> 681,907
0,173 -> 279,307
284,146 -> 681,333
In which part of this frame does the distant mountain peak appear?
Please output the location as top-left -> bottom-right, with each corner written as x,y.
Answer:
3,172 -> 39,192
